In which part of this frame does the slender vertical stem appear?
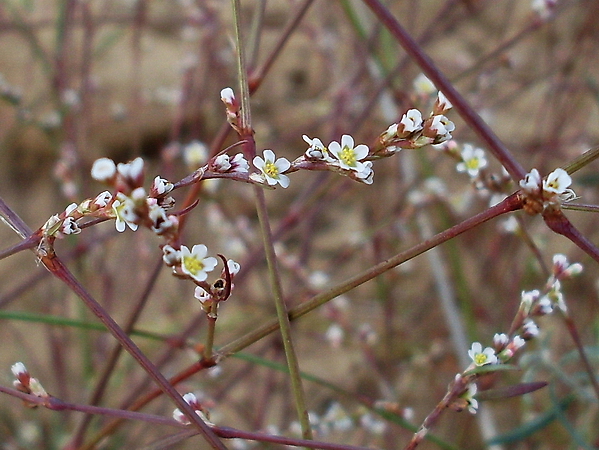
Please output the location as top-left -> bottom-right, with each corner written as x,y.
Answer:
230,0 -> 313,441
204,303 -> 218,360
254,184 -> 314,441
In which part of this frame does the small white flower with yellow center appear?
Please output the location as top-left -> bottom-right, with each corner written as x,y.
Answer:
462,383 -> 478,414
112,193 -> 138,232
180,244 -> 218,282
543,168 -> 574,198
253,149 -> 291,188
328,135 -> 369,172
456,144 -> 488,177
468,342 -> 498,366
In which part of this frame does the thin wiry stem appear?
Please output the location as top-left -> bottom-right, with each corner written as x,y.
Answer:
231,0 -> 313,441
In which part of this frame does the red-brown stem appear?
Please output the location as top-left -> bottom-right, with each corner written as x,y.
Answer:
404,376 -> 470,450
542,209 -> 599,264
40,254 -> 226,449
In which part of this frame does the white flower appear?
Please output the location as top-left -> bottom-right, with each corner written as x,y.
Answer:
522,319 -> 539,339
180,244 -> 218,282
456,144 -> 488,177
413,73 -> 436,95
61,217 -> 81,235
194,286 -> 212,304
112,193 -> 138,232
328,135 -> 369,172
212,154 -> 231,172
520,289 -> 540,314
355,160 -> 374,184
230,153 -> 249,173
434,91 -> 452,113
511,335 -> 526,351
94,191 -> 112,207
519,168 -> 542,193
252,149 -> 291,188
148,204 -> 174,234
64,203 -> 78,216
183,140 -> 208,168
399,109 -> 423,134
468,342 -> 498,366
117,157 -> 144,181
552,253 -> 583,278
152,176 -> 174,196
11,362 -> 27,378
493,333 -> 509,349
462,383 -> 478,414
428,114 -> 455,141
303,134 -> 332,161
91,157 -> 116,182
162,245 -> 181,266
543,168 -> 572,195
172,392 -> 213,426
220,87 -> 235,105
227,259 -> 241,276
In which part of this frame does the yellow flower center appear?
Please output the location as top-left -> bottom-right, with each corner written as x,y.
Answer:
264,161 -> 280,179
339,146 -> 357,167
474,353 -> 487,365
466,158 -> 479,170
183,256 -> 204,276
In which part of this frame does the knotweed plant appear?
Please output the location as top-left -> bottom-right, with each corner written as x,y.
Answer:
1,1 -> 599,450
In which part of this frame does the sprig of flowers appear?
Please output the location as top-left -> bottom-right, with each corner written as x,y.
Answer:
455,253 -> 583,416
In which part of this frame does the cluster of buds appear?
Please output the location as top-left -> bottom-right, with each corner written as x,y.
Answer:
172,392 -> 213,426
11,362 -> 48,402
375,91 -> 454,155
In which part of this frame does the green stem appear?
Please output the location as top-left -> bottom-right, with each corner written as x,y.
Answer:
254,185 -> 314,441
230,0 -> 313,441
204,303 -> 218,360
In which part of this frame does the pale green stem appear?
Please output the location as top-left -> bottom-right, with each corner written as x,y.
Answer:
230,0 -> 313,442
254,185 -> 314,442
204,303 -> 218,360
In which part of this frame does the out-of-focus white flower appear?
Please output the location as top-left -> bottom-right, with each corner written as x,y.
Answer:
456,144 -> 488,177
413,73 -> 436,96
183,140 -> 208,168
91,158 -> 116,182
